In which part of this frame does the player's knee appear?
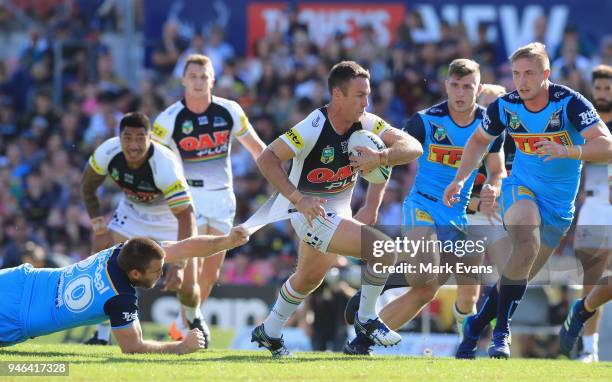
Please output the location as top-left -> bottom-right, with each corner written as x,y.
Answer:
413,284 -> 439,304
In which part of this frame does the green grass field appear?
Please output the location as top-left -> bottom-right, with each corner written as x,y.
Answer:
1,325 -> 611,381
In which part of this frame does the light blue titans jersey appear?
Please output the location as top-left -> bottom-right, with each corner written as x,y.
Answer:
23,244 -> 138,339
482,83 -> 602,206
404,101 -> 504,211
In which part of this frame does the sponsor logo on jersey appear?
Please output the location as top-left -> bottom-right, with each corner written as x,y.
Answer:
312,115 -> 321,127
415,208 -> 434,223
511,131 -> 572,154
111,168 -> 119,181
433,124 -> 447,142
320,145 -> 334,164
341,140 -> 349,154
122,311 -> 139,322
578,109 -> 599,128
163,180 -> 187,196
198,116 -> 209,125
284,128 -> 304,150
182,120 -> 194,135
373,118 -> 388,135
517,186 -> 535,198
544,108 -> 563,132
89,155 -> 104,175
138,181 -> 156,191
213,116 -> 228,127
178,131 -> 230,152
123,188 -> 160,203
152,122 -> 168,139
428,144 -> 464,168
124,173 -> 134,184
306,164 -> 356,191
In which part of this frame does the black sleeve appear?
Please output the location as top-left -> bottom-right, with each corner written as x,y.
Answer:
402,114 -> 426,144
488,131 -> 506,153
104,294 -> 139,329
481,99 -> 505,137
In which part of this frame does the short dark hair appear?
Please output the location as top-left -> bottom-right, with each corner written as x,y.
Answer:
327,61 -> 370,95
117,237 -> 165,273
448,59 -> 480,79
119,112 -> 151,133
592,64 -> 612,82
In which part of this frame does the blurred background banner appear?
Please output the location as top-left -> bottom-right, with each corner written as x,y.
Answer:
144,0 -> 611,61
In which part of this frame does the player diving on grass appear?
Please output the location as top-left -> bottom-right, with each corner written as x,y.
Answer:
443,42 -> 612,359
343,59 -> 506,355
251,61 -> 423,358
0,229 -> 249,354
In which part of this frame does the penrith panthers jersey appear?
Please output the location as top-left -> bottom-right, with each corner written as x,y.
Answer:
152,96 -> 255,191
88,137 -> 192,211
280,107 -> 392,204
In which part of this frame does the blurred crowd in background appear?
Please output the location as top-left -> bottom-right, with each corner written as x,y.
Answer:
0,1 -> 610,353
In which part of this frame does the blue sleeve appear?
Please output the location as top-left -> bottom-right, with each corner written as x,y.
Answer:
566,93 -> 602,132
402,114 -> 426,144
488,131 -> 505,153
481,99 -> 505,136
104,294 -> 139,328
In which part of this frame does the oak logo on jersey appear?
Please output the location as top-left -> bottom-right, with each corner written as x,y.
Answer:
320,146 -> 334,164
512,131 -> 572,155
182,120 -> 194,135
428,144 -> 464,168
284,128 -> 304,151
306,165 -> 356,192
179,131 -> 230,152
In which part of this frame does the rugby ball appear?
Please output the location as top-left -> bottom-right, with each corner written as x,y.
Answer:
348,130 -> 391,184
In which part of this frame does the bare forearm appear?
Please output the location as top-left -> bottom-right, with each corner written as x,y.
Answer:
567,136 -> 612,162
81,166 -> 107,218
176,208 -> 197,241
455,138 -> 489,183
382,130 -> 423,166
165,235 -> 233,263
485,170 -> 504,189
256,150 -> 297,200
125,340 -> 185,355
364,182 -> 386,211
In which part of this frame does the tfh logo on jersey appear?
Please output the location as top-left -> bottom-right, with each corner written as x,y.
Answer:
428,144 -> 464,168
512,131 -> 572,155
306,165 -> 356,192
